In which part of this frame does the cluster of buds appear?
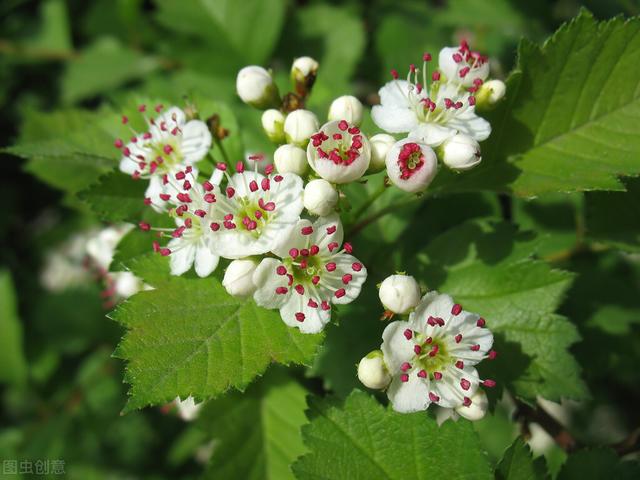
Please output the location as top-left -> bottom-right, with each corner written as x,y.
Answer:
357,273 -> 497,420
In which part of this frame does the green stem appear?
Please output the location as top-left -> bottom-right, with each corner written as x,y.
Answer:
215,138 -> 231,168
351,181 -> 389,222
347,194 -> 424,238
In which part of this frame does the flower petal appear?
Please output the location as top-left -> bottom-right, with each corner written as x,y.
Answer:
409,123 -> 456,147
371,105 -> 419,134
381,320 -> 415,371
448,110 -> 491,142
271,219 -> 311,258
279,293 -> 331,334
328,253 -> 367,305
387,373 -> 431,413
167,240 -> 196,276
252,258 -> 290,309
194,240 -> 219,277
310,214 -> 344,252
180,120 -> 212,164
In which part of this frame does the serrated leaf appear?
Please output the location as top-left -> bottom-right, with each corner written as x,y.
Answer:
435,11 -> 640,196
557,448 -> 640,480
414,221 -> 587,401
198,369 -> 308,479
0,270 -> 27,385
496,438 -> 548,480
292,390 -> 493,480
78,171 -> 147,222
112,255 -> 323,411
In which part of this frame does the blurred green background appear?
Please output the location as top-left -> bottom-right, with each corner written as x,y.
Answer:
1,0 -> 639,478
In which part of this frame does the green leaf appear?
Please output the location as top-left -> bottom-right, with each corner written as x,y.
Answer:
77,171 -> 147,222
436,11 -> 640,196
557,448 -> 640,480
292,390 -> 493,480
112,254 -> 323,411
414,221 -> 587,401
28,0 -> 72,53
496,438 -> 548,480
198,369 -> 308,479
585,177 -> 640,252
61,37 -> 159,104
0,270 -> 27,385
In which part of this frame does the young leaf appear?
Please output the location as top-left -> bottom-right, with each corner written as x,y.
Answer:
414,221 -> 587,401
292,390 -> 493,480
0,270 -> 28,385
111,255 -> 323,411
198,369 -> 308,480
496,438 -> 548,480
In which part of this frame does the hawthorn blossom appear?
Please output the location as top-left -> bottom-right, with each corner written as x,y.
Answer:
385,139 -> 438,193
306,120 -> 371,184
117,105 -> 212,211
380,291 -> 496,413
438,41 -> 490,88
371,50 -> 491,147
252,215 -> 367,333
207,167 -> 304,258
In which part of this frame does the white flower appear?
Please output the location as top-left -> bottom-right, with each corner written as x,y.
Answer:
274,144 -> 309,175
358,350 -> 392,389
476,79 -> 506,108
236,66 -> 280,109
261,109 -> 285,143
439,133 -> 481,171
379,291 -> 496,413
369,133 -> 396,173
379,274 -> 421,314
385,139 -> 437,193
284,110 -> 319,147
112,271 -> 143,299
117,105 -> 212,211
307,120 -> 371,184
435,389 -> 490,424
371,53 -> 490,147
304,179 -> 338,216
438,42 -> 490,88
291,56 -> 319,78
208,170 -> 304,258
252,214 -> 367,333
175,396 -> 202,421
86,224 -> 133,270
223,259 -> 258,297
328,95 -> 364,126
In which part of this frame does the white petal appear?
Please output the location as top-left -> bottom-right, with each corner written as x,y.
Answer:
279,294 -> 331,334
252,258 -> 290,309
387,374 -> 431,413
408,291 -> 454,334
433,365 -> 480,408
329,254 -> 367,305
438,47 -> 460,81
448,110 -> 491,142
168,240 -> 196,276
145,176 -> 168,213
371,105 -> 419,134
150,106 -> 186,139
378,80 -> 413,108
381,321 -> 415,371
310,214 -> 344,252
409,123 -> 456,147
119,156 -> 137,175
180,120 -> 212,163
194,241 -> 219,277
271,219 -> 311,258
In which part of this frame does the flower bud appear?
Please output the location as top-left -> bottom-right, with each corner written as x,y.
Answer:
357,350 -> 392,390
284,109 -> 319,147
328,95 -> 364,126
368,133 -> 396,173
439,133 -> 481,171
291,56 -> 319,97
274,144 -> 308,175
455,389 -> 488,421
113,271 -> 142,299
438,45 -> 490,87
476,79 -> 506,110
385,139 -> 437,193
261,109 -> 285,143
304,179 -> 338,216
223,259 -> 258,297
378,274 -> 421,314
236,66 -> 280,109
175,396 -> 202,422
306,120 -> 370,184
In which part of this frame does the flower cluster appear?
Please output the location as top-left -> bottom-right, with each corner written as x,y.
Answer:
358,274 -> 497,419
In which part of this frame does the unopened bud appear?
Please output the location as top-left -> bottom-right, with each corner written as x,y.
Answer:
175,396 -> 202,421
368,133 -> 396,173
328,95 -> 364,126
476,79 -> 506,110
439,133 -> 481,171
284,109 -> 319,147
223,259 -> 258,297
358,350 -> 392,389
291,56 -> 319,98
378,274 -> 421,314
274,144 -> 308,175
304,179 -> 338,216
261,109 -> 285,143
236,66 -> 280,109
455,389 -> 488,421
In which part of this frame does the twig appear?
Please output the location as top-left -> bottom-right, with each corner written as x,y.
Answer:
515,399 -> 578,453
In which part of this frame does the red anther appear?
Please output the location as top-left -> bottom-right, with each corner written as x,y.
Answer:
476,318 -> 486,327
114,139 -> 124,148
338,120 -> 349,131
301,226 -> 313,235
261,178 -> 270,191
335,288 -> 346,298
433,372 -> 442,380
310,245 -> 320,255
400,373 -> 409,383
289,248 -> 299,258
264,164 -> 274,175
326,262 -> 336,272
175,171 -> 186,180
321,300 -> 330,311
326,225 -> 337,234
468,96 -> 476,106
483,379 -> 496,388
194,209 -> 206,217
274,175 -> 283,182
391,69 -> 399,79
138,104 -> 146,112
308,298 -> 318,308
488,350 -> 497,360
403,329 -> 413,340
122,115 -> 129,124
452,53 -> 463,63
295,284 -> 305,295
139,222 -> 150,231
204,193 -> 216,203
343,242 -> 353,253
163,145 -> 173,155
342,274 -> 352,284
295,312 -> 305,322
275,286 -> 288,295
236,161 -> 245,173
414,345 -> 422,355
409,64 -> 416,73
455,334 -> 462,343
451,304 -> 462,315
455,360 -> 464,369
462,396 -> 472,407
470,344 -> 480,351
312,275 -> 320,285
460,378 -> 471,391
429,392 -> 440,402
202,181 -> 213,191
352,262 -> 362,272
210,222 -> 220,231
276,266 -> 287,276
160,248 -> 171,256
300,248 -> 309,257
152,241 -> 160,252
226,187 -> 235,198
417,370 -> 427,378
144,197 -> 152,205
432,71 -> 441,81
249,180 -> 258,192
423,52 -> 432,61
